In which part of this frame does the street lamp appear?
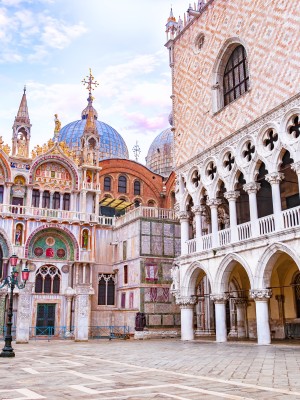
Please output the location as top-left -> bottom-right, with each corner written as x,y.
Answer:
0,255 -> 30,358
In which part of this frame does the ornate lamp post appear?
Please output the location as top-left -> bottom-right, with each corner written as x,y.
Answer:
0,255 -> 30,357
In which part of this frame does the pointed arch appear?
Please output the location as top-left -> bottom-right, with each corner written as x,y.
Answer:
0,228 -> 13,258
180,261 -> 213,297
255,242 -> 300,288
214,253 -> 254,293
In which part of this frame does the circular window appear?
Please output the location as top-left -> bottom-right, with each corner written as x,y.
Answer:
194,33 -> 205,54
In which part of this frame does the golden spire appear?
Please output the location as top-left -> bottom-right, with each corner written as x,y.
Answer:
81,68 -> 99,99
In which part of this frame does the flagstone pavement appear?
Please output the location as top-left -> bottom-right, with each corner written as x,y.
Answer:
1,338 -> 300,400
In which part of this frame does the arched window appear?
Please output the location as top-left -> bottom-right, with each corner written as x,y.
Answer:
294,274 -> 300,318
35,266 -> 61,294
32,189 -> 40,207
0,186 -> 4,204
63,193 -> 70,210
104,176 -> 111,191
134,180 -> 141,195
223,45 -> 249,106
53,192 -> 60,209
98,274 -> 116,305
42,191 -> 50,208
148,200 -> 155,207
118,175 -> 127,193
134,199 -> 141,208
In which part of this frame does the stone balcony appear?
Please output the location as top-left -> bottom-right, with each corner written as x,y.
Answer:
0,204 -> 114,226
114,206 -> 177,228
185,205 -> 300,255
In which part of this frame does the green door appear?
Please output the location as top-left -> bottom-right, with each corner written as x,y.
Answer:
36,304 -> 56,335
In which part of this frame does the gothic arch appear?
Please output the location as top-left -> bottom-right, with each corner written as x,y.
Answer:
254,242 -> 300,288
0,152 -> 11,182
214,252 -> 254,293
0,228 -> 13,258
181,261 -> 213,297
25,226 -> 79,260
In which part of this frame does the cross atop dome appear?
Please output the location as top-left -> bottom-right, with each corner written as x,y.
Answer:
81,68 -> 99,100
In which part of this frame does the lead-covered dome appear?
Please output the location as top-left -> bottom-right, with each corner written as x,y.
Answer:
146,127 -> 174,178
58,102 -> 129,160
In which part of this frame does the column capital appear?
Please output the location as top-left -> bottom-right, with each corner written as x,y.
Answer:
291,161 -> 300,174
224,190 -> 240,201
177,211 -> 189,220
250,289 -> 272,301
210,293 -> 229,303
265,172 -> 284,185
191,205 -> 202,214
207,198 -> 222,208
243,182 -> 261,194
233,297 -> 248,306
176,295 -> 197,308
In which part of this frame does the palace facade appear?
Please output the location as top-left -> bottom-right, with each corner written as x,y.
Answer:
166,0 -> 300,344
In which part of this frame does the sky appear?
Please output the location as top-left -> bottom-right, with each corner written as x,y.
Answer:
0,0 -> 189,164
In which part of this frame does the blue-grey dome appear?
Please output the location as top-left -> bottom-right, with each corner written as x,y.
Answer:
146,127 -> 174,177
59,119 -> 129,160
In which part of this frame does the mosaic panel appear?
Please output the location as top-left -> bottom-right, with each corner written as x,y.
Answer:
144,287 -> 170,303
32,235 -> 67,260
34,162 -> 72,188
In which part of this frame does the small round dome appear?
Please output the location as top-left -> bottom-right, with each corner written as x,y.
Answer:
59,119 -> 129,160
146,127 -> 174,177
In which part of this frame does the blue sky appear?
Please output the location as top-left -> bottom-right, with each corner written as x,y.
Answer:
0,0 -> 188,163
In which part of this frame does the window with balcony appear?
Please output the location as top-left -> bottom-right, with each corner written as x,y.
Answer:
63,193 -> 70,211
32,189 -> 40,207
42,191 -> 50,208
53,192 -> 60,209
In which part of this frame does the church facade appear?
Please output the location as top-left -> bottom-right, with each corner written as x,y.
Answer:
0,73 -> 180,342
166,0 -> 300,344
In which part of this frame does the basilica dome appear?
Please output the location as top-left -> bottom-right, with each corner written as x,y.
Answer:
58,103 -> 129,160
146,127 -> 174,178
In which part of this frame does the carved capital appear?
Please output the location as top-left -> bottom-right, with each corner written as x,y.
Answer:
233,297 -> 248,306
265,172 -> 284,185
210,293 -> 229,303
176,295 -> 197,307
243,182 -> 261,194
177,211 -> 189,220
250,289 -> 272,300
191,205 -> 202,214
207,198 -> 222,208
224,190 -> 240,201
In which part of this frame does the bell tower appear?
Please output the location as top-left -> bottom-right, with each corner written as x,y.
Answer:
12,86 -> 31,158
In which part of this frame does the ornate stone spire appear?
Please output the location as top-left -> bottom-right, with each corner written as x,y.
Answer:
166,8 -> 178,40
12,86 -> 31,158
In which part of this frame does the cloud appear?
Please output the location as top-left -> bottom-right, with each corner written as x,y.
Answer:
0,3 -> 87,63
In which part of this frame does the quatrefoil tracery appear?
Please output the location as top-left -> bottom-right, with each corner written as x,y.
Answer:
207,162 -> 217,180
223,152 -> 235,171
191,170 -> 201,188
289,116 -> 300,139
243,142 -> 255,162
263,129 -> 278,151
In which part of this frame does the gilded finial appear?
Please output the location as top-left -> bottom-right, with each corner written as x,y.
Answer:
132,141 -> 141,162
82,68 -> 99,98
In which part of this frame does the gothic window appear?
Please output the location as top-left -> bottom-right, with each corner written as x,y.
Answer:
53,192 -> 60,209
32,189 -> 40,207
263,130 -> 278,151
134,180 -> 141,195
289,116 -> 300,139
223,45 -> 249,106
35,266 -> 61,294
42,191 -> 50,208
191,170 -> 201,188
104,176 -> 111,191
294,274 -> 300,318
118,176 -> 127,193
98,274 -> 116,305
243,142 -> 255,162
223,152 -> 235,171
207,162 -> 217,180
63,193 -> 70,210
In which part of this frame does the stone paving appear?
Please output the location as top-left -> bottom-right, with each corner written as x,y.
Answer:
1,339 -> 300,399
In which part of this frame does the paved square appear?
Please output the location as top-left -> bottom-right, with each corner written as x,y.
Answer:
1,339 -> 300,399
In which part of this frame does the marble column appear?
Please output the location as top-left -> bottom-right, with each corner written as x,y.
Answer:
64,287 -> 75,334
224,191 -> 240,242
49,191 -> 54,209
26,186 -> 33,208
266,172 -> 284,231
74,284 -> 94,341
243,182 -> 260,237
250,289 -> 272,345
192,205 -> 202,251
211,294 -> 229,343
80,190 -> 87,219
60,193 -> 64,210
207,199 -> 222,248
178,212 -> 190,255
94,193 -> 100,217
177,296 -> 197,341
16,282 -> 34,343
39,190 -> 43,209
